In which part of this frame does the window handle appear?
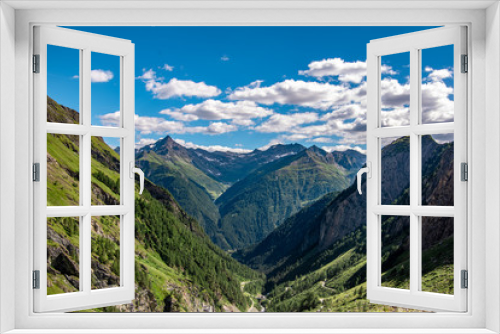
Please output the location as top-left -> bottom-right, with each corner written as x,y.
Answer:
130,162 -> 145,195
357,162 -> 371,195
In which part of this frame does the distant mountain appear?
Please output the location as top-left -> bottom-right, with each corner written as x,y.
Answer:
189,143 -> 306,184
235,136 -> 451,286
216,145 -> 365,250
136,137 -> 308,248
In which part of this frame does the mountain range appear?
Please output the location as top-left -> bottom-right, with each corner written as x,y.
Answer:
136,136 -> 365,250
46,96 -> 454,313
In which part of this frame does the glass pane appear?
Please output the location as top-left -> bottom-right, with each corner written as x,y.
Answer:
47,45 -> 80,124
381,215 -> 410,290
91,216 -> 121,290
421,134 -> 454,206
91,52 -> 121,127
380,52 -> 410,127
421,45 -> 454,124
47,133 -> 80,206
421,217 -> 454,295
47,217 -> 80,295
381,136 -> 410,205
91,137 -> 121,205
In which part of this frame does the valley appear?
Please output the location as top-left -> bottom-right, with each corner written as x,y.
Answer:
46,96 -> 454,313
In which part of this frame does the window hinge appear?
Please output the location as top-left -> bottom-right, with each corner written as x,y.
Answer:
461,54 -> 468,73
33,270 -> 40,289
33,54 -> 40,73
461,270 -> 468,289
461,162 -> 468,182
33,163 -> 40,182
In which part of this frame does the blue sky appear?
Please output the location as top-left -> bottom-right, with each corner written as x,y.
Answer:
48,26 -> 454,153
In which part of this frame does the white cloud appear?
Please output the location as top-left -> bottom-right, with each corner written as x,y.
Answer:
161,99 -> 273,122
137,68 -> 221,99
204,122 -> 238,134
299,58 -> 367,83
309,137 -> 334,143
229,79 -> 360,110
321,145 -> 366,154
425,66 -> 453,82
173,138 -> 251,153
258,139 -> 284,151
163,64 -> 174,71
299,58 -> 396,83
231,119 -> 255,126
255,112 -> 319,133
160,110 -> 200,122
91,69 -> 114,83
99,111 -> 237,135
221,55 -> 230,61
135,138 -> 158,149
137,69 -> 157,80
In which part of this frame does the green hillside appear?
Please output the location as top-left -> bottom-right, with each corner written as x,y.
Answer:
216,147 -> 354,250
244,136 -> 455,312
136,138 -> 228,248
46,96 -> 264,312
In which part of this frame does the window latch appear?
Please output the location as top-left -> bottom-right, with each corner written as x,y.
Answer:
130,162 -> 144,195
356,162 -> 371,195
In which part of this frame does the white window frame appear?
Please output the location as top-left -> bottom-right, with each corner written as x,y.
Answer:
33,26 -> 136,312
1,2 -> 498,333
365,26 -> 467,312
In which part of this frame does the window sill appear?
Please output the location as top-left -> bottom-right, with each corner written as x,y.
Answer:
4,329 -> 497,334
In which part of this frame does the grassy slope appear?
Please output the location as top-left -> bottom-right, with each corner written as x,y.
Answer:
46,96 -> 264,312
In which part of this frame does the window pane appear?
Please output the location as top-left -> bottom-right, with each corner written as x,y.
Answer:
47,45 -> 80,124
381,136 -> 410,205
47,217 -> 80,295
381,215 -> 410,290
47,133 -> 80,206
421,217 -> 454,295
91,216 -> 120,290
421,45 -> 454,124
91,137 -> 120,205
421,134 -> 454,206
91,52 -> 121,127
380,52 -> 410,127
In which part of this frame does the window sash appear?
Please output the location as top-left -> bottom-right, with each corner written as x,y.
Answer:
33,26 -> 136,313
366,26 -> 468,312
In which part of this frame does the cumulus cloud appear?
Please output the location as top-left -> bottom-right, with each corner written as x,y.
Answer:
229,79 -> 361,110
221,55 -> 230,61
258,138 -> 284,151
137,68 -> 221,99
135,138 -> 158,149
425,66 -> 452,82
309,137 -> 334,143
231,119 -> 255,126
299,58 -> 367,83
321,145 -> 366,154
137,69 -> 157,80
255,112 -> 319,133
299,58 -> 396,83
161,100 -> 273,122
91,69 -> 114,83
99,111 -> 237,135
173,138 -> 251,153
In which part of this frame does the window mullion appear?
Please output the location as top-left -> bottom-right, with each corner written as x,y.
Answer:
81,48 -> 92,294
409,47 -> 421,294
